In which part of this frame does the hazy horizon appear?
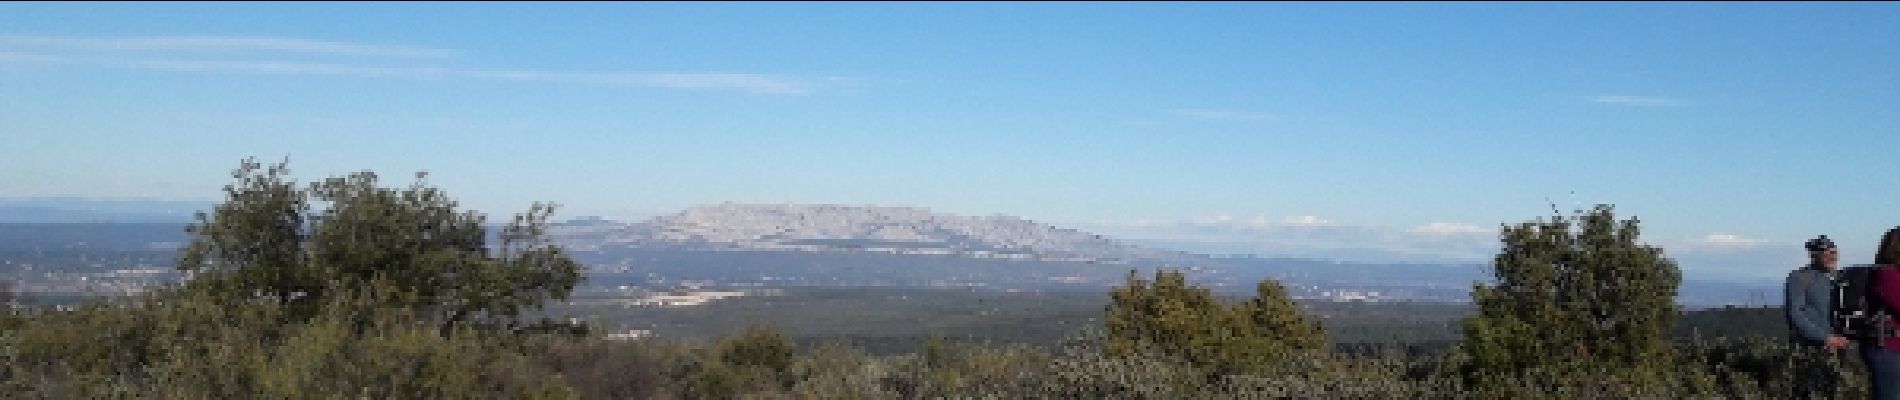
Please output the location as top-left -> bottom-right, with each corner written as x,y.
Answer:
0,195 -> 1821,281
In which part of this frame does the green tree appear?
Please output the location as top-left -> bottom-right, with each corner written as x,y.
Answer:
1244,278 -> 1326,352
718,324 -> 796,375
1454,204 -> 1682,393
178,158 -> 583,331
1105,269 -> 1325,375
1,158 -> 585,398
0,280 -> 21,332
667,328 -> 799,400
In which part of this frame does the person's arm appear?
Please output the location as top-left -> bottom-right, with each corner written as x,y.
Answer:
1788,273 -> 1832,344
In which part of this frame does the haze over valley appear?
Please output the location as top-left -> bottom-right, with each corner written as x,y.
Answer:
0,199 -> 1776,308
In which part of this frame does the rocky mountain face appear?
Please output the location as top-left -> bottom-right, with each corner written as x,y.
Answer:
549,203 -> 1196,266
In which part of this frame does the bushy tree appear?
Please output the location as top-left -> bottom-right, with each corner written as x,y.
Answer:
2,158 -> 586,398
0,281 -> 21,332
788,342 -> 894,399
1245,278 -> 1326,352
1105,269 -> 1325,375
178,158 -> 582,331
719,324 -> 797,377
1454,204 -> 1682,393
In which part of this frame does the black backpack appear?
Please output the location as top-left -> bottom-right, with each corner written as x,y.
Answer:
1835,264 -> 1894,340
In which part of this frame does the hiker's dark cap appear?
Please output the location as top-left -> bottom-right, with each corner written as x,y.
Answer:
1807,235 -> 1837,252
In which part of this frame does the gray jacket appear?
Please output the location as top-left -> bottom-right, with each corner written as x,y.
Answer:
1786,268 -> 1835,346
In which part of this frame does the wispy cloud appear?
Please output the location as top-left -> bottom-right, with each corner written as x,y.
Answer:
1700,233 -> 1769,247
133,60 -> 453,79
1192,214 -> 1237,224
467,70 -> 811,94
1409,222 -> 1490,235
1167,108 -> 1273,121
1282,215 -> 1330,226
0,50 -> 59,64
124,61 -> 813,94
1587,95 -> 1687,107
0,35 -> 821,95
0,35 -> 456,58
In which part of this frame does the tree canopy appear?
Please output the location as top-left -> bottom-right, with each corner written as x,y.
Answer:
177,158 -> 583,331
1454,204 -> 1682,392
1105,269 -> 1325,375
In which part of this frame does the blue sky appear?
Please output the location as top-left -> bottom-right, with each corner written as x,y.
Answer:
2,2 -> 1897,278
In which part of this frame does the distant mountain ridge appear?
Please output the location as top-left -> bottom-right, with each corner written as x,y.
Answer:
550,203 -> 1200,266
0,197 -> 211,223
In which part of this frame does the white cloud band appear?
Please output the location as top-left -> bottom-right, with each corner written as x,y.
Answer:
0,35 -> 818,95
0,35 -> 457,58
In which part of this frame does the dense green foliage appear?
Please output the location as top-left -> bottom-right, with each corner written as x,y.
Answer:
1105,269 -> 1325,376
1,159 -> 586,398
0,289 -> 575,399
179,159 -> 582,332
0,163 -> 1867,399
1453,204 -> 1685,394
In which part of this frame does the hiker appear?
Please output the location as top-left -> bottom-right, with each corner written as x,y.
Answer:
1865,228 -> 1900,400
1791,235 -> 1849,349
1789,235 -> 1849,398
